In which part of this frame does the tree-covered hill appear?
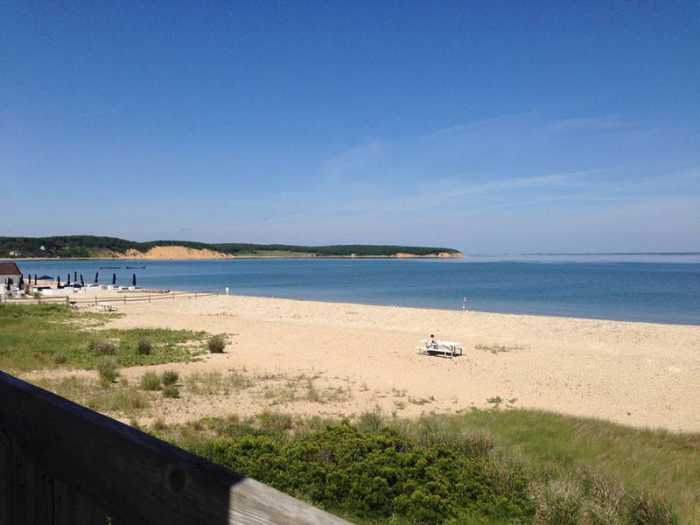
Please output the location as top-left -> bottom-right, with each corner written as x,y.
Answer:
0,236 -> 462,259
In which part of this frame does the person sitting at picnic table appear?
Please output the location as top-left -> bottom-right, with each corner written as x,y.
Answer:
428,334 -> 438,349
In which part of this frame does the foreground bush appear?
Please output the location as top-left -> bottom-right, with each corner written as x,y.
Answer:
137,338 -> 153,355
96,356 -> 119,385
207,334 -> 226,353
190,424 -> 534,523
88,339 -> 116,355
162,385 -> 180,398
161,370 -> 179,386
139,371 -> 161,391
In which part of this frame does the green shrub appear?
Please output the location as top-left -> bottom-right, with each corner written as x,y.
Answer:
137,338 -> 153,355
161,370 -> 179,386
190,424 -> 534,523
140,371 -> 161,391
89,339 -> 116,355
207,334 -> 226,353
96,356 -> 119,385
53,351 -> 67,364
163,385 -> 180,398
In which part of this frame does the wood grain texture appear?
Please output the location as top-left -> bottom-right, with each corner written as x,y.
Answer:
0,371 -> 352,525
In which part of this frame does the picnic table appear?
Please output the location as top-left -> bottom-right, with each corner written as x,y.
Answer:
417,339 -> 464,358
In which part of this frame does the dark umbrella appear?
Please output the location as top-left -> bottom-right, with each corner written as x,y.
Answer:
57,276 -> 61,288
94,272 -> 99,284
34,274 -> 38,284
19,275 -> 24,289
80,274 -> 84,286
6,278 -> 12,291
74,272 -> 77,282
67,274 -> 71,286
132,273 -> 136,287
112,274 -> 116,285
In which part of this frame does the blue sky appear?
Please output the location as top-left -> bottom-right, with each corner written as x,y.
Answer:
1,1 -> 699,253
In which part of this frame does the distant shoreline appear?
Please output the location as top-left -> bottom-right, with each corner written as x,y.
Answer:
3,254 -> 461,262
0,236 -> 462,259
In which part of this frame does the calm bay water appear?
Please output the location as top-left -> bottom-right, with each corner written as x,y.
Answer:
15,256 -> 700,325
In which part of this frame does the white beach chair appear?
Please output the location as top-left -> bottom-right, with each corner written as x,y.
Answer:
100,304 -> 118,312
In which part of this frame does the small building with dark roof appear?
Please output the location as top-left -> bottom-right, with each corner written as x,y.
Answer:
0,261 -> 22,289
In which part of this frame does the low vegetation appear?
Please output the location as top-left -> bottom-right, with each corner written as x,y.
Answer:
139,371 -> 162,391
137,338 -> 153,355
184,370 -> 252,395
33,376 -> 150,418
162,384 -> 180,398
161,370 -> 179,386
207,334 -> 227,353
0,304 -> 206,371
475,343 -> 525,354
154,409 -> 695,525
96,356 -> 119,385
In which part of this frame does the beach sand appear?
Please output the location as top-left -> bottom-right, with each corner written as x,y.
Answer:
62,293 -> 696,432
28,292 -> 700,431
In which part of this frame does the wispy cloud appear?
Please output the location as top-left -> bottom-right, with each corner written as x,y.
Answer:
547,116 -> 636,134
319,141 -> 386,182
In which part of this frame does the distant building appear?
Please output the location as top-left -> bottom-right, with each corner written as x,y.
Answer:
0,262 -> 22,290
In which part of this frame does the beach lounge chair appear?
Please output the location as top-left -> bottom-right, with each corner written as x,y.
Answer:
417,339 -> 463,359
100,304 -> 118,312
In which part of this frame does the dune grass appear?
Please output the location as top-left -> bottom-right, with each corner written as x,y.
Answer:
33,375 -> 151,418
442,409 -> 698,524
0,304 -> 206,372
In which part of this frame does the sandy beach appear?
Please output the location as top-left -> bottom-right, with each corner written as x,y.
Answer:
29,292 -> 695,432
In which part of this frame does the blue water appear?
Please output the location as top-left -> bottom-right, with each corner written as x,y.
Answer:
14,256 -> 700,325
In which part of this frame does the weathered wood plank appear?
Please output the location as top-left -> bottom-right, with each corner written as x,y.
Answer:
74,492 -> 108,525
53,481 -> 107,525
52,479 -> 73,525
29,460 -> 53,525
0,371 -> 351,525
0,433 -> 11,525
11,441 -> 29,525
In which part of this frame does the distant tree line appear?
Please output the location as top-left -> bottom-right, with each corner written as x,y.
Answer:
0,236 -> 461,258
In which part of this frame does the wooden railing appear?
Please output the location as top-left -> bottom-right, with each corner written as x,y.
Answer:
0,371 -> 351,525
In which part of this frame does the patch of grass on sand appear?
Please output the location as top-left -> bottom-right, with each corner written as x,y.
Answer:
33,375 -> 150,418
260,375 -> 352,406
475,343 -> 525,354
0,304 -> 206,372
185,370 -> 253,396
155,409 -> 695,525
